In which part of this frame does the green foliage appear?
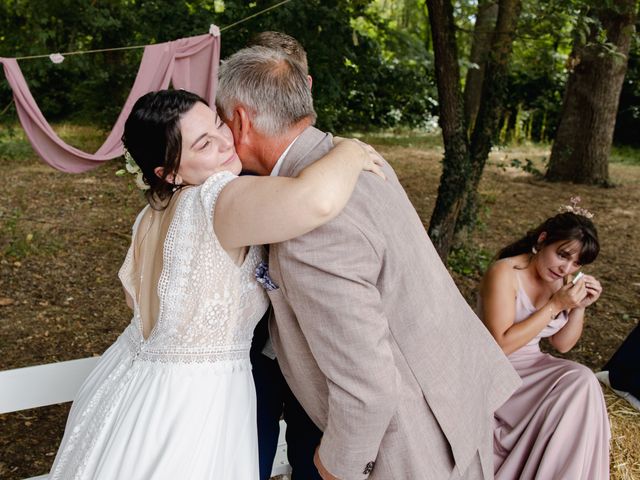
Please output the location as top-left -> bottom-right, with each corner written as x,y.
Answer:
0,0 -> 437,132
0,0 -> 145,126
499,0 -> 576,143
611,145 -> 640,165
500,0 -> 640,145
447,243 -> 492,277
614,32 -> 640,147
0,122 -> 33,161
501,157 -> 545,176
0,0 -> 637,143
212,0 -> 438,131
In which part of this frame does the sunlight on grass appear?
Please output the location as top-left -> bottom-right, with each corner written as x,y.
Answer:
0,122 -> 108,162
611,145 -> 640,165
347,128 -> 443,149
2,121 -> 639,170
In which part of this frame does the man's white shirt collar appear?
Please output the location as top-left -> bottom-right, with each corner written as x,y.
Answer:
270,135 -> 300,177
261,135 -> 299,360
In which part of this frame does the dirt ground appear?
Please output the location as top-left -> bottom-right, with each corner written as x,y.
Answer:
0,127 -> 638,478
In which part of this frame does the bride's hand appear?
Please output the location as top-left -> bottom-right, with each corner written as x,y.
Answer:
334,137 -> 386,180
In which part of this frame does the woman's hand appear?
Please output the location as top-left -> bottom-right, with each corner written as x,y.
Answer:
334,137 -> 386,180
577,274 -> 602,308
550,279 -> 589,312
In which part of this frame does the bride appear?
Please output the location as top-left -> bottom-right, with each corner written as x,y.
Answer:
49,89 -> 384,479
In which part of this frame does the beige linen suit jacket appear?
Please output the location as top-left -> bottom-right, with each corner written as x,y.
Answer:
267,127 -> 520,480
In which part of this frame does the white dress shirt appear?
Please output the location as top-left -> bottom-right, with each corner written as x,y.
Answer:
261,136 -> 299,359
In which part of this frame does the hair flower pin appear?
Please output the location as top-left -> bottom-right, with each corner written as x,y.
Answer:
116,149 -> 150,191
559,196 -> 594,219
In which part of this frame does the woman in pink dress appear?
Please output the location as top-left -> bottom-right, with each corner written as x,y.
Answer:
479,210 -> 610,479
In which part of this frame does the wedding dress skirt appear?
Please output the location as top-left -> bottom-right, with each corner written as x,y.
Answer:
50,326 -> 258,479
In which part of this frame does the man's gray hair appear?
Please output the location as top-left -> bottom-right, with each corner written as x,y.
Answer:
216,46 -> 316,137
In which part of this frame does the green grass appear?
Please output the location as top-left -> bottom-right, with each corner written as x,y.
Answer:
611,145 -> 640,165
447,243 -> 492,277
350,131 -> 640,168
2,120 -> 639,168
0,122 -> 108,163
0,123 -> 34,162
347,128 -> 443,149
0,207 -> 64,260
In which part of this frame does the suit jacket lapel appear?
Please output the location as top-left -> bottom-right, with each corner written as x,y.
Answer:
277,126 -> 331,177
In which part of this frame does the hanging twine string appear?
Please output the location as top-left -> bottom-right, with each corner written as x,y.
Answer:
12,0 -> 294,61
14,44 -> 149,61
0,0 -> 294,116
219,0 -> 292,32
0,100 -> 12,115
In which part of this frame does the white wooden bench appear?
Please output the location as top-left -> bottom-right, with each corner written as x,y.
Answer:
0,357 -> 291,479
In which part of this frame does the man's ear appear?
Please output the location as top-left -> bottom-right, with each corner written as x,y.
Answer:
307,74 -> 313,90
234,105 -> 253,147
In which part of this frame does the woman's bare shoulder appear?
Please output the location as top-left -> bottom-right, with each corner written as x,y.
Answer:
487,257 -> 517,277
483,256 -> 525,291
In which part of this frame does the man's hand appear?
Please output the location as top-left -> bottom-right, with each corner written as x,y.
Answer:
314,446 -> 341,480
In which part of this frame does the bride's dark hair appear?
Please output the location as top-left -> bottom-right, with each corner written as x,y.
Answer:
122,89 -> 207,208
497,212 -> 600,265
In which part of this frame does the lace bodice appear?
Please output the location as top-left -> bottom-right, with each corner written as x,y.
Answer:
118,171 -> 269,363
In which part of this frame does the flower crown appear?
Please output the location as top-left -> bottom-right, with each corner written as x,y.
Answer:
116,149 -> 150,190
558,196 -> 594,219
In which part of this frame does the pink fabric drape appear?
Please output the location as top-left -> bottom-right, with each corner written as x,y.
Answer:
0,32 -> 220,173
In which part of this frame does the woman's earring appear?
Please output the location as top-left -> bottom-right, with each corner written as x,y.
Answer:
532,245 -> 538,255
171,174 -> 183,192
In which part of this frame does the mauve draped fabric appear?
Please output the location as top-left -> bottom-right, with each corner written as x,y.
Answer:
0,32 -> 220,173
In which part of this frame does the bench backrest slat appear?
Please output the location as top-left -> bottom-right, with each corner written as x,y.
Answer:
0,357 -> 100,414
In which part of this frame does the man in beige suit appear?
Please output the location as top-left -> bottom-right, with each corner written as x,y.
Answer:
217,46 -> 520,480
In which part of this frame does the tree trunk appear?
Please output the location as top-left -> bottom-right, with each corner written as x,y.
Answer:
463,0 -> 499,132
456,0 -> 522,234
425,0 -> 472,259
547,0 -> 637,185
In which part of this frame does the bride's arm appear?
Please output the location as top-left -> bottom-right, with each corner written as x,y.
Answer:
214,138 -> 384,249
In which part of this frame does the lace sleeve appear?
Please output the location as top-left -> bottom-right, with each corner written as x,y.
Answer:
198,170 -> 237,225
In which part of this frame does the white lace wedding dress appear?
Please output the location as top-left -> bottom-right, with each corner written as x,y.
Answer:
49,171 -> 269,479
